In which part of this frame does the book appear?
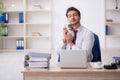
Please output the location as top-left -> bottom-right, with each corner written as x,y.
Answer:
113,56 -> 120,61
25,61 -> 49,67
26,67 -> 49,70
105,25 -> 109,35
113,56 -> 120,64
25,52 -> 51,60
21,39 -> 24,49
3,12 -> 9,23
24,52 -> 51,70
16,39 -> 24,50
25,57 -> 49,61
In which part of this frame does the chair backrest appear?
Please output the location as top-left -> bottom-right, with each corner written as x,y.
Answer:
91,34 -> 101,62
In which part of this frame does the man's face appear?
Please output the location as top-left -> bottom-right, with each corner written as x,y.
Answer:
67,10 -> 80,25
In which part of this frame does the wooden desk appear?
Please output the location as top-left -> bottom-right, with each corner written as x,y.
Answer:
22,63 -> 120,80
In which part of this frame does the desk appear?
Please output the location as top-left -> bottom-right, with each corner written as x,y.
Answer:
22,63 -> 120,80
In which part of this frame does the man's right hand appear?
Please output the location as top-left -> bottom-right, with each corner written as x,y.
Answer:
63,27 -> 68,36
63,27 -> 68,43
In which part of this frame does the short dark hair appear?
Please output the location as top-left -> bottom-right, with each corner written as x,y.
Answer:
66,7 -> 81,17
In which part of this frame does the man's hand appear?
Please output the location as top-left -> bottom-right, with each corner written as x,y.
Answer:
63,27 -> 68,36
66,32 -> 74,47
62,27 -> 74,48
63,27 -> 68,43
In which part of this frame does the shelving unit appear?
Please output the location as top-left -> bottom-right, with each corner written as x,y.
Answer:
105,0 -> 120,49
0,0 -> 52,52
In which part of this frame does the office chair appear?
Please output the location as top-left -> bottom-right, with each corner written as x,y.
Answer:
58,54 -> 60,62
91,34 -> 101,62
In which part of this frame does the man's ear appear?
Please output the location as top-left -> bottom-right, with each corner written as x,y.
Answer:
79,16 -> 81,20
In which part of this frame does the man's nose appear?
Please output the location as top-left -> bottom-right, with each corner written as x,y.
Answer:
71,16 -> 74,19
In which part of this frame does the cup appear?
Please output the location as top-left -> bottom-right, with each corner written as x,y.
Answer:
90,62 -> 103,69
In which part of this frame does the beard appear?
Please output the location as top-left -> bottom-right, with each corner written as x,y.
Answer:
70,18 -> 80,25
70,21 -> 80,27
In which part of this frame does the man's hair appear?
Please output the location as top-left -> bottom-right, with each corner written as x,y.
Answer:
66,7 -> 81,17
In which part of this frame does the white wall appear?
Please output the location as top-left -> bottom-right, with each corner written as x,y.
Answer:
52,0 -> 105,49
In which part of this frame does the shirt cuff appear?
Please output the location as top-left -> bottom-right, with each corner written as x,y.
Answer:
72,45 -> 81,50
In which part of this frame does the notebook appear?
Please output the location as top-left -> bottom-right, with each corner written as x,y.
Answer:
60,50 -> 88,69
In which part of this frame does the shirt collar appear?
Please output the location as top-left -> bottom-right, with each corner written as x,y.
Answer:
76,25 -> 83,32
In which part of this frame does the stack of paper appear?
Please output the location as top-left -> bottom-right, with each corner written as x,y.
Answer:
113,57 -> 120,64
24,52 -> 51,70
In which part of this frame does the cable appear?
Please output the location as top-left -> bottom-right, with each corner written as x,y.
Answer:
115,0 -> 118,9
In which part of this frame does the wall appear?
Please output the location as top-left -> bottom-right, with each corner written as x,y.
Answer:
52,0 -> 105,49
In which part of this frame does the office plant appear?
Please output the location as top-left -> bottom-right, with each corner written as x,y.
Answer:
0,0 -> 7,36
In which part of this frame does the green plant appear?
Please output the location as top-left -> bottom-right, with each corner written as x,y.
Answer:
0,0 -> 5,15
0,23 -> 5,36
0,0 -> 7,36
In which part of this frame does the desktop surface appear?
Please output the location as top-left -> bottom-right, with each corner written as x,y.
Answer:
22,62 -> 120,80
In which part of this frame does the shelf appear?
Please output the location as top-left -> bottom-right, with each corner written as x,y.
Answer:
106,9 -> 120,12
103,47 -> 120,50
105,22 -> 120,24
25,49 -> 52,53
6,10 -> 24,13
105,35 -> 120,38
0,36 -> 24,39
0,36 -> 51,39
26,9 -> 50,12
0,48 -> 52,52
105,0 -> 120,48
0,0 -> 52,52
26,23 -> 51,25
0,49 -> 25,52
3,0 -> 24,11
5,23 -> 24,26
26,35 -> 50,38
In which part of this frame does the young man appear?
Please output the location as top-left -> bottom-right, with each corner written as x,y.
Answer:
57,7 -> 94,61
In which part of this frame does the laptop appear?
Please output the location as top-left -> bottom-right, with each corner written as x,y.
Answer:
60,50 -> 88,69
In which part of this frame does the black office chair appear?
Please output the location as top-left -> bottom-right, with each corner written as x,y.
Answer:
91,34 -> 101,62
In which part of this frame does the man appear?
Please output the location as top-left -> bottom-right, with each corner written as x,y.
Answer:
57,7 -> 94,61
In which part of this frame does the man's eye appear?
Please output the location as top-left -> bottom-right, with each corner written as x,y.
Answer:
73,14 -> 78,16
68,16 -> 71,18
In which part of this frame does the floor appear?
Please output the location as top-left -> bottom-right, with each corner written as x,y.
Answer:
0,52 -> 58,80
0,52 -> 25,80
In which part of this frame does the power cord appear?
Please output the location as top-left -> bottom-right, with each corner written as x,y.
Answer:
115,0 -> 118,9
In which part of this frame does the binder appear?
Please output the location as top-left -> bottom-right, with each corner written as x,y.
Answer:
16,39 -> 24,50
0,14 -> 4,23
26,52 -> 51,60
19,12 -> 24,23
0,13 -> 9,23
16,39 -> 20,50
19,39 -> 22,49
21,39 -> 24,50
3,12 -> 9,23
105,25 -> 108,35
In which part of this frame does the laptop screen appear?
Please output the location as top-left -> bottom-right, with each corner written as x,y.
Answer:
60,50 -> 87,68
